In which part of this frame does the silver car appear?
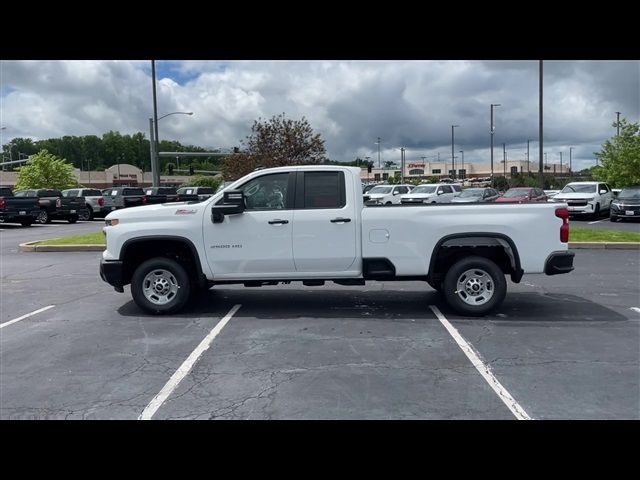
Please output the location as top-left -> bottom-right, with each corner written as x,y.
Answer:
451,188 -> 500,203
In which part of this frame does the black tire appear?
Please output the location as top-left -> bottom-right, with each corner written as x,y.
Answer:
21,220 -> 33,227
428,279 -> 443,293
37,209 -> 50,224
131,257 -> 191,314
68,215 -> 78,224
385,201 -> 392,205
80,206 -> 93,221
592,203 -> 600,220
610,215 -> 618,222
442,256 -> 507,317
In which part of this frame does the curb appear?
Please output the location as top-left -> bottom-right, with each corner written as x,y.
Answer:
569,242 -> 640,250
19,240 -> 106,252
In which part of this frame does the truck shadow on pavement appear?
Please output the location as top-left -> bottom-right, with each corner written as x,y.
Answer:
116,288 -> 629,323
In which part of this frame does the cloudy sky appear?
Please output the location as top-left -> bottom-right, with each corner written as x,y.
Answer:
1,60 -> 638,171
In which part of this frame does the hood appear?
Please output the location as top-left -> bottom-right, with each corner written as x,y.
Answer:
452,197 -> 480,203
553,192 -> 596,200
105,201 -> 204,221
367,193 -> 389,199
401,192 -> 436,199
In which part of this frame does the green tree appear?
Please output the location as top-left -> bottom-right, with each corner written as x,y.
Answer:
223,114 -> 326,180
594,118 -> 640,188
15,149 -> 78,190
179,175 -> 222,190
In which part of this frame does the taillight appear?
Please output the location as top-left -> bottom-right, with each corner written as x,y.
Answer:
142,195 -> 147,205
56,198 -> 61,208
555,207 -> 569,243
0,198 -> 5,209
98,197 -> 104,207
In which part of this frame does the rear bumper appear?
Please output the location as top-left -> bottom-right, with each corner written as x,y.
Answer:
100,260 -> 125,292
0,210 -> 39,222
544,251 -> 575,275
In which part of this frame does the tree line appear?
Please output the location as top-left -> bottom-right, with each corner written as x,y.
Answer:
2,131 -> 224,173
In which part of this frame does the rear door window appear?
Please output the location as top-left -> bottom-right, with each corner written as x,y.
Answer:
301,171 -> 345,209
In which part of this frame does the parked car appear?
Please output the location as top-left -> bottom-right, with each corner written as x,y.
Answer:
495,187 -> 547,204
551,181 -> 613,219
544,190 -> 560,200
400,183 -> 461,204
451,188 -> 500,203
62,188 -> 108,220
365,184 -> 413,205
143,187 -> 199,204
103,187 -> 147,212
176,186 -> 216,202
362,184 -> 377,194
101,165 -> 574,317
610,186 -> 640,222
0,186 -> 40,226
14,189 -> 88,224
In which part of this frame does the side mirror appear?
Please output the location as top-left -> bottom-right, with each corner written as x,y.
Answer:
393,191 -> 399,195
211,190 -> 245,223
437,190 -> 444,195
599,189 -> 607,194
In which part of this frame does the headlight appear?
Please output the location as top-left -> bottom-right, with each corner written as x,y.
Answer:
105,219 -> 119,226
612,202 -> 620,208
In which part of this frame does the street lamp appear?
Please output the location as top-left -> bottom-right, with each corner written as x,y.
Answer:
459,150 -> 464,180
569,147 -> 573,176
149,111 -> 194,187
526,139 -> 531,174
375,137 -> 382,168
503,143 -> 507,177
490,104 -> 501,184
451,125 -> 459,180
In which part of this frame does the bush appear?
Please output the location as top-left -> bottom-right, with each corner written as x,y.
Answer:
179,175 -> 222,190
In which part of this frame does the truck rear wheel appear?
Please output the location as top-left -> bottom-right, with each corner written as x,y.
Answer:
442,256 -> 506,317
37,209 -> 50,224
131,257 -> 191,314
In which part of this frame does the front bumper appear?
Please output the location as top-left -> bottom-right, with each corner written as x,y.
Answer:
100,259 -> 125,292
544,251 -> 575,276
610,203 -> 640,217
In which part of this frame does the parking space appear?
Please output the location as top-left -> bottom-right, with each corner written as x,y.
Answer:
570,216 -> 640,232
1,243 -> 638,419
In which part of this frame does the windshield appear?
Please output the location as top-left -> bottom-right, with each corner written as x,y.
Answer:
618,189 -> 640,200
561,184 -> 597,194
369,186 -> 392,194
459,189 -> 483,198
410,186 -> 436,194
503,189 -> 530,198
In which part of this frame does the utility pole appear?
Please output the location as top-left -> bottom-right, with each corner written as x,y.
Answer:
459,150 -> 464,179
538,60 -> 544,188
615,111 -> 621,137
376,137 -> 381,168
560,151 -> 563,177
569,147 -> 573,176
503,143 -> 506,177
451,125 -> 459,180
400,147 -> 405,183
151,60 -> 160,187
527,139 -> 531,173
490,103 -> 501,185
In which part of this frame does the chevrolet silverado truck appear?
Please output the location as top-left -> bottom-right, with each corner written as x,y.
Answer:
102,187 -> 147,212
14,189 -> 87,224
100,166 -> 575,316
62,188 -> 109,220
0,187 -> 41,226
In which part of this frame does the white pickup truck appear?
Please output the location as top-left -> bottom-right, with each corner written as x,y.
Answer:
100,166 -> 574,316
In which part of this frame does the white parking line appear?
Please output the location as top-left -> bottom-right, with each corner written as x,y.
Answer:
139,304 -> 242,420
588,219 -> 606,224
429,305 -> 532,420
0,305 -> 56,330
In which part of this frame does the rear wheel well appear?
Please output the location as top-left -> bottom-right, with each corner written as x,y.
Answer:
429,245 -> 517,286
121,238 -> 204,287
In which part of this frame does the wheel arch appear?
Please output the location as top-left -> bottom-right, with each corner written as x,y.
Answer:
428,232 -> 523,284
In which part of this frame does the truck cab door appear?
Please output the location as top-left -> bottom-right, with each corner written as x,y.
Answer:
292,170 -> 357,273
204,172 -> 296,278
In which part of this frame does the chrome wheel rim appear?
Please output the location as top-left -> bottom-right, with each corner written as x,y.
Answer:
142,269 -> 179,305
456,268 -> 494,306
37,210 -> 48,223
79,209 -> 90,221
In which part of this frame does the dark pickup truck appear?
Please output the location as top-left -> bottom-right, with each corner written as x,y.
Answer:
103,187 -> 147,212
176,186 -> 215,202
0,187 -> 41,227
14,189 -> 88,224
143,187 -> 199,204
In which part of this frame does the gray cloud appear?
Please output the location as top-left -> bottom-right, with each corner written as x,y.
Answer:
1,60 -> 637,172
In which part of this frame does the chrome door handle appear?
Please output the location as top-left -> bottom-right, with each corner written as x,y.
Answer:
268,219 -> 289,225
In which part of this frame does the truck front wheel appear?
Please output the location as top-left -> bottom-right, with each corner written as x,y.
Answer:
442,256 -> 506,317
131,257 -> 191,314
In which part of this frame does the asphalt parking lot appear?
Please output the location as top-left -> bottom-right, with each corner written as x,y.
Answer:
1,221 -> 639,419
571,216 -> 640,232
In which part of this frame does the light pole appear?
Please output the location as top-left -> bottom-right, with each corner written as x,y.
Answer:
503,143 -> 506,177
615,111 -> 621,137
400,147 -> 405,183
459,150 -> 464,179
451,125 -> 459,180
527,139 -> 531,173
364,156 -> 371,183
375,137 -> 382,168
538,60 -> 544,188
148,111 -> 193,187
569,146 -> 573,176
559,151 -> 563,177
490,103 -> 501,185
